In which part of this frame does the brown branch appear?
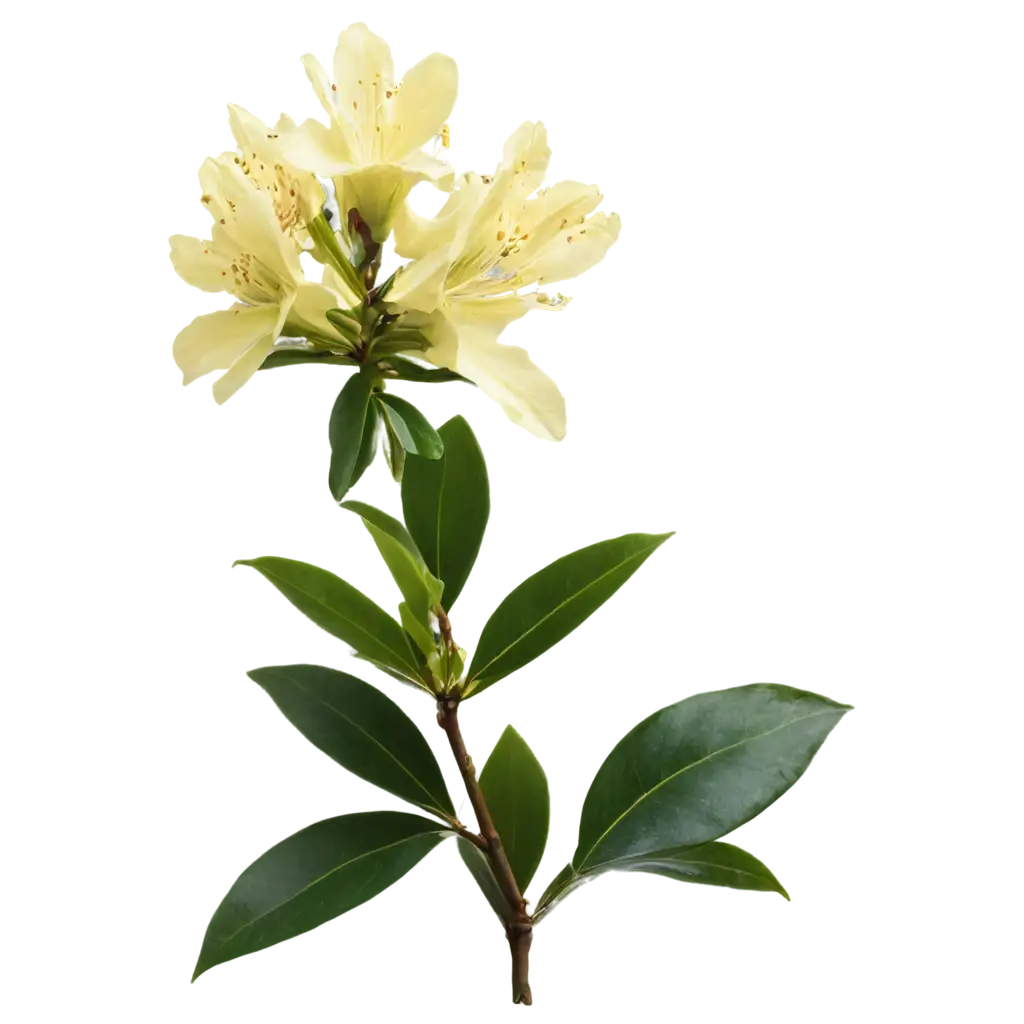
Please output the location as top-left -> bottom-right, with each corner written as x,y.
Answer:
437,697 -> 534,1005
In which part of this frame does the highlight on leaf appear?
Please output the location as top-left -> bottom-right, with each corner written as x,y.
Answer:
463,532 -> 673,696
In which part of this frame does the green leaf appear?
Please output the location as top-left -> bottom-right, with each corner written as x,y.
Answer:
376,356 -> 474,384
464,532 -> 673,697
479,726 -> 549,892
234,557 -> 429,689
339,501 -> 420,557
616,841 -> 789,899
328,371 -> 377,501
382,406 -> 406,482
247,665 -> 454,819
533,863 -> 594,923
350,399 -> 380,492
573,684 -> 851,872
363,522 -> 442,627
258,350 -> 358,378
193,811 -> 449,980
400,602 -> 438,658
457,837 -> 514,927
377,394 -> 444,459
402,416 -> 489,611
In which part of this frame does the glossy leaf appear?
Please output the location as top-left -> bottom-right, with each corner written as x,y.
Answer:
378,394 -> 443,459
258,350 -> 358,378
402,416 -> 489,611
350,400 -> 381,492
533,841 -> 786,924
457,838 -> 514,927
616,841 -> 789,898
377,356 -> 474,384
248,664 -> 454,818
193,812 -> 449,980
328,371 -> 376,501
464,533 -> 673,696
479,726 -> 549,892
382,406 -> 406,482
234,557 -> 429,689
574,684 -> 851,872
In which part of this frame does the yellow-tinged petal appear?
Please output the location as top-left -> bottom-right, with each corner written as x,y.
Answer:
332,23 -> 396,157
524,211 -> 622,286
280,117 -> 353,177
448,323 -> 565,444
227,104 -> 325,237
169,234 -> 231,293
173,302 -> 285,391
200,157 -> 302,298
288,281 -> 352,337
340,162 -> 451,242
445,293 -> 530,333
386,53 -> 458,157
211,307 -> 289,404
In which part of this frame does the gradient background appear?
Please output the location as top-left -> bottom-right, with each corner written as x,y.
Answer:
3,2 -> 1021,1020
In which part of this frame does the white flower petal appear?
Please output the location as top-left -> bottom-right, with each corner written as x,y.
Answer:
386,52 -> 458,157
450,323 -> 565,444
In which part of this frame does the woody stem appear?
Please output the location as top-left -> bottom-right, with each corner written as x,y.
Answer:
437,697 -> 533,1005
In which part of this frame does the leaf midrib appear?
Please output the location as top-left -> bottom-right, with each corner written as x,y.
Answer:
575,706 -> 842,871
213,829 -> 444,956
259,564 -> 421,679
470,541 -> 661,686
277,670 -> 451,816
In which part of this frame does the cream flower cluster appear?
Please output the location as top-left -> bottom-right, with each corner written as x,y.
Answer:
170,22 -> 619,438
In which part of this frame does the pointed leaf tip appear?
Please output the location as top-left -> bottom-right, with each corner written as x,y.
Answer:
465,531 -> 673,695
247,664 -> 454,817
478,725 -> 550,892
574,683 -> 851,871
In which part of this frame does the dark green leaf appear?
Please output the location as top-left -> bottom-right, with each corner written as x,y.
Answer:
376,356 -> 474,384
234,557 -> 429,689
402,416 -> 489,611
350,399 -> 380,492
193,811 -> 449,980
533,863 -> 594,923
616,841 -> 789,898
248,665 -> 454,818
378,394 -> 443,459
573,684 -> 851,872
457,838 -> 514,927
464,532 -> 673,697
258,350 -> 358,378
479,726 -> 549,892
328,371 -> 377,501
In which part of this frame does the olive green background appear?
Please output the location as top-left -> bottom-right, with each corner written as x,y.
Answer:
2,8 -> 1024,1024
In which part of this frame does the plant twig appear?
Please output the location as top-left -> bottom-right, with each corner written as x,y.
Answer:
437,697 -> 534,1005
